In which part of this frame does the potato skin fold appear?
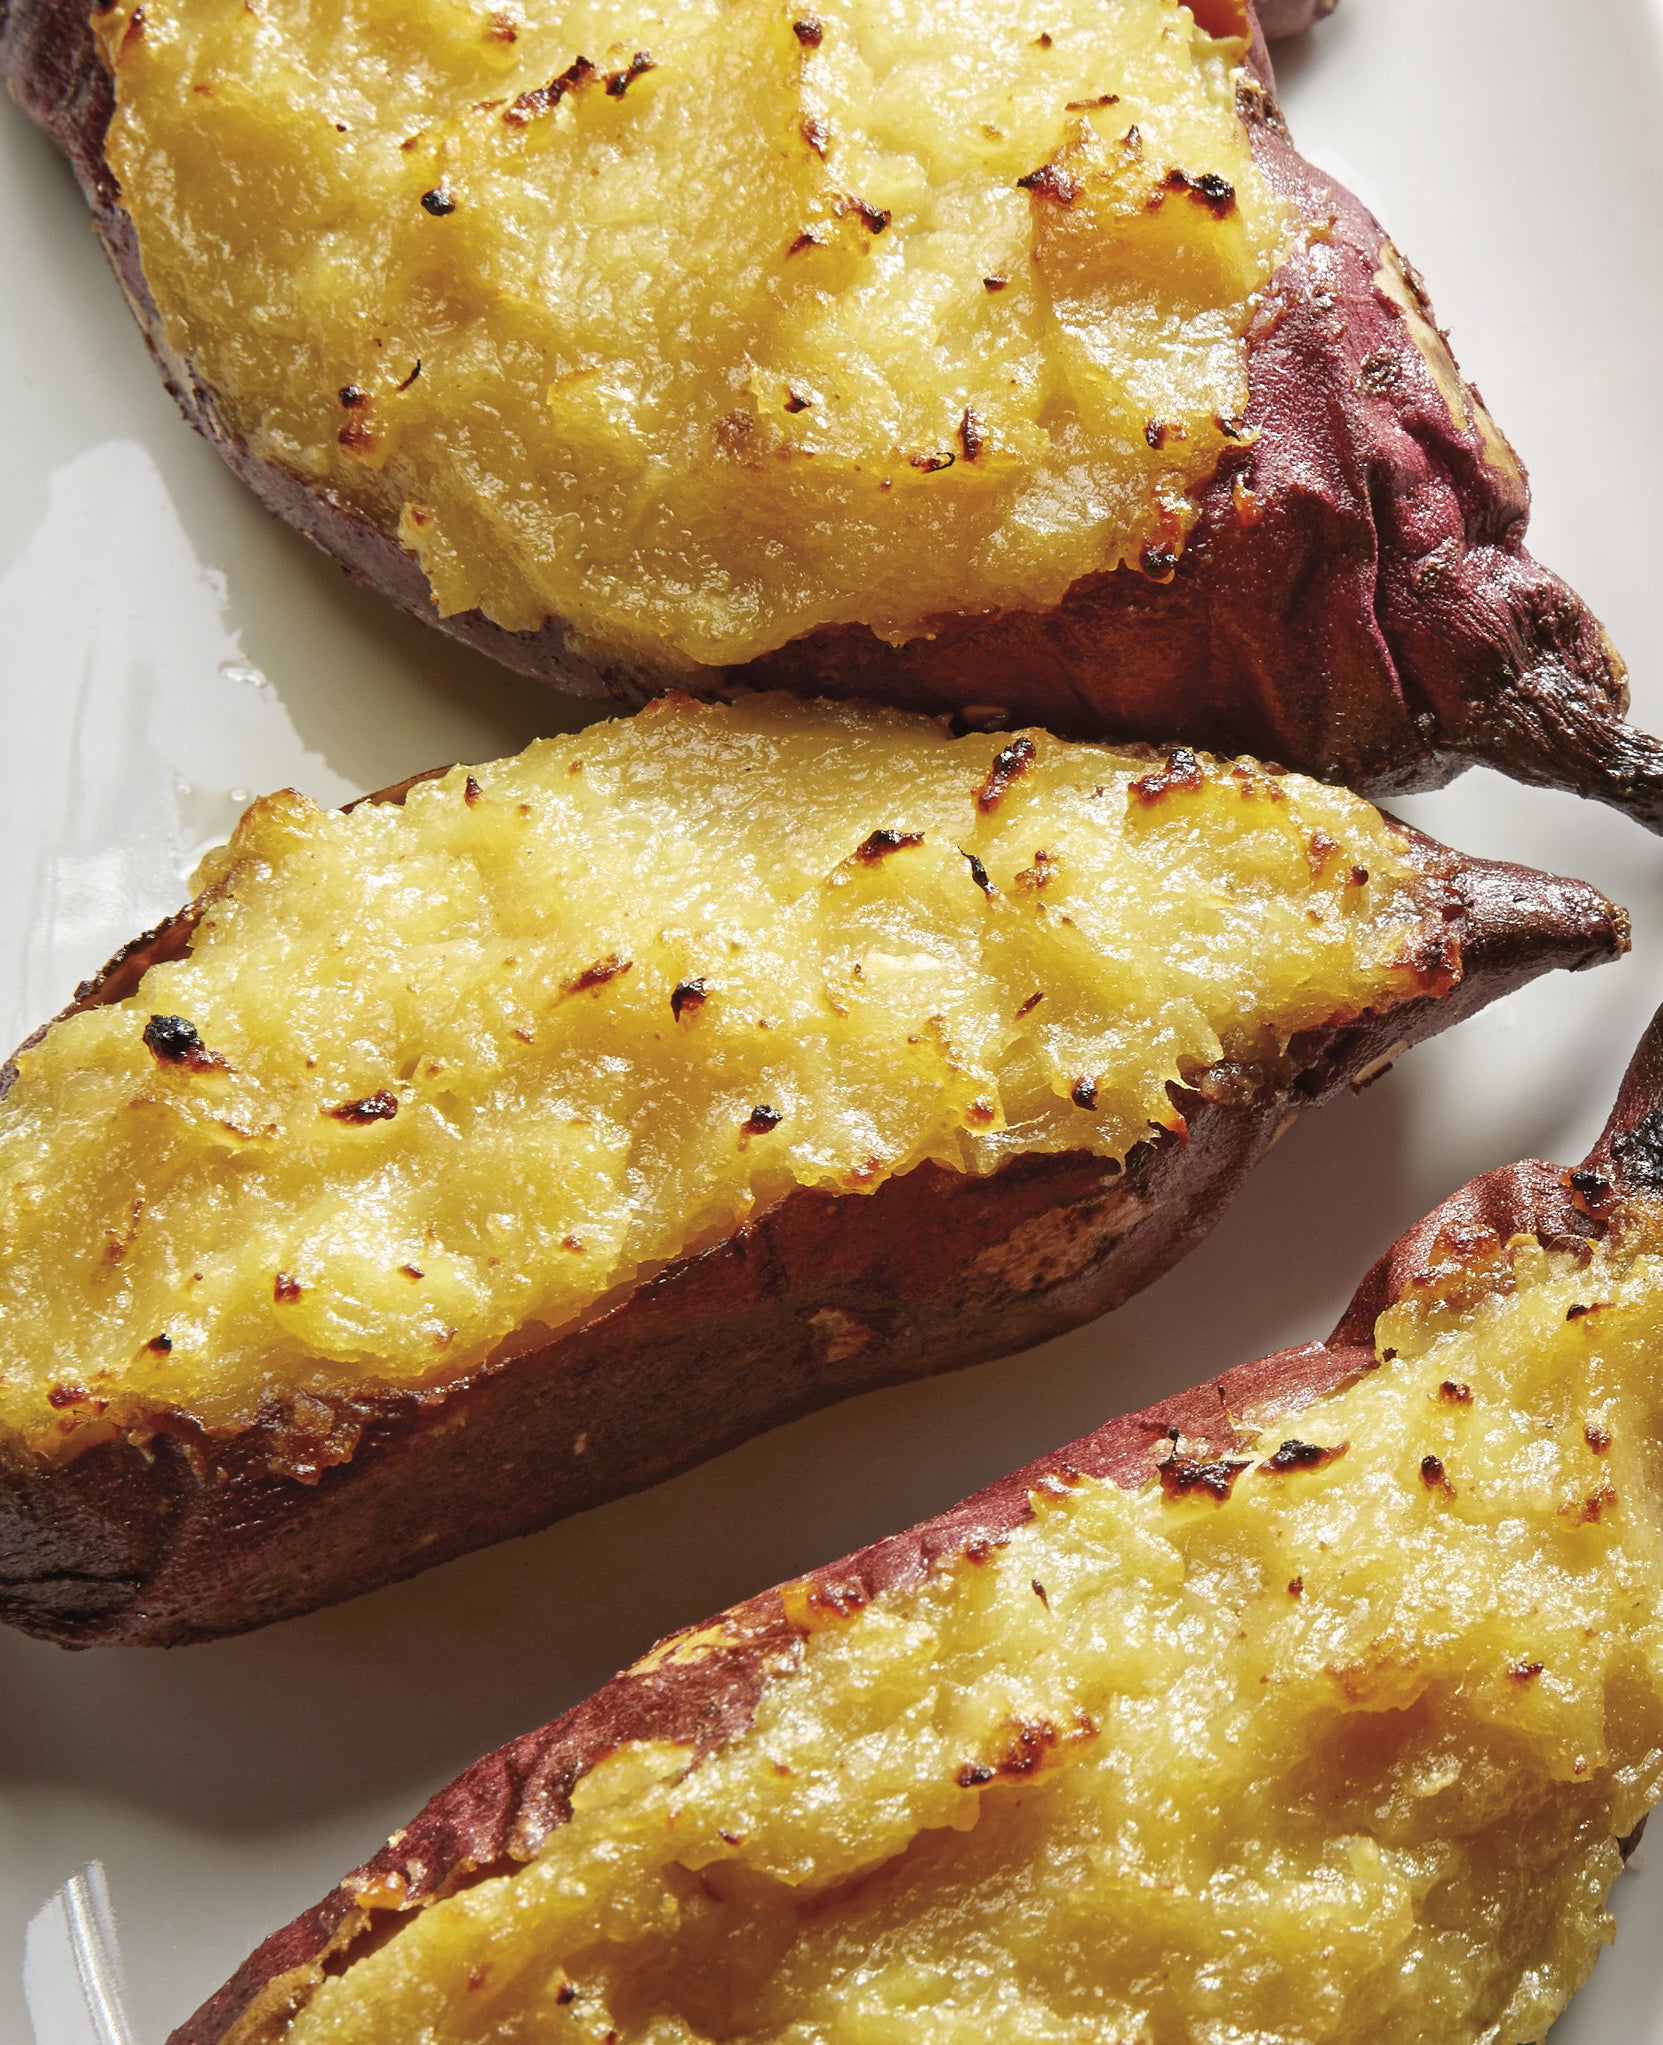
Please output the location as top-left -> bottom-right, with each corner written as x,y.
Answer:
164,988 -> 1663,2045
0,785 -> 1625,1650
2,0 -> 1657,826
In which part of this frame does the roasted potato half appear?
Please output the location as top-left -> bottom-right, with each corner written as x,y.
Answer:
167,1000 -> 1663,2045
0,696 -> 1626,1648
3,0 -> 1658,824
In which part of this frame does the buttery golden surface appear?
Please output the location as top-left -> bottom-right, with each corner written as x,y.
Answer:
0,696 -> 1428,1450
97,0 -> 1290,667
283,1218 -> 1663,2045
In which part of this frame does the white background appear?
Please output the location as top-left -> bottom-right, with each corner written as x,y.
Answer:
3,2 -> 1663,2036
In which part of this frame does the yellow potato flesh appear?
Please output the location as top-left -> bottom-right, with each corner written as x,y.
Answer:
0,696 -> 1424,1448
283,1219 -> 1663,2045
97,0 -> 1290,667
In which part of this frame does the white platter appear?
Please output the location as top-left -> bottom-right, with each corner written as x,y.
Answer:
4,1 -> 1663,2036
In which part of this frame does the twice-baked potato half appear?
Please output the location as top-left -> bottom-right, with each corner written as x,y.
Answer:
0,695 -> 1626,1648
168,1003 -> 1663,2045
4,0 -> 1658,824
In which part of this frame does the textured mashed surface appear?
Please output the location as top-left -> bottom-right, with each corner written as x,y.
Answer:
282,1218 -> 1663,2045
97,0 -> 1290,667
0,696 -> 1427,1449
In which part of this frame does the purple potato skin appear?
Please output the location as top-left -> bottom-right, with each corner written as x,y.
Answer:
165,985 -> 1663,2045
3,0 -> 1660,826
0,788 -> 1626,1650
1254,0 -> 1336,36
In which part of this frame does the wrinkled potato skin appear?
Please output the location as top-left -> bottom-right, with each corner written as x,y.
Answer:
0,784 -> 1625,1649
1253,0 -> 1336,36
163,998 -> 1663,2045
2,0 -> 1658,825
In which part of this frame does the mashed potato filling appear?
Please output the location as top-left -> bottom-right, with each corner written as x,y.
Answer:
0,697 -> 1429,1449
279,1218 -> 1663,2045
96,0 -> 1290,667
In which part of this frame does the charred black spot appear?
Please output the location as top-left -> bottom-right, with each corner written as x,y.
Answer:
1421,1453 -> 1454,1496
1438,1379 -> 1472,1404
46,1385 -> 87,1410
328,1090 -> 400,1124
1160,1455 -> 1249,1502
1613,1109 -> 1663,1192
983,274 -> 1009,292
1071,1076 -> 1098,1111
395,359 -> 423,392
671,977 -> 707,1020
854,199 -> 890,233
1140,539 -> 1180,580
143,1014 -> 223,1071
956,1762 -> 996,1787
605,50 -> 655,95
854,828 -> 924,863
959,408 -> 987,462
147,1332 -> 172,1354
792,13 -> 824,41
963,850 -> 996,897
743,1105 -> 782,1136
1065,92 -> 1119,110
787,228 -> 825,256
1160,167 -> 1235,217
463,774 -> 483,807
338,384 -> 367,408
1568,1167 -> 1613,1212
505,55 -> 597,125
1509,1660 -> 1544,1684
1144,418 -> 1168,450
1017,990 -> 1044,1016
274,1273 -> 302,1304
976,735 -> 1037,813
784,387 -> 812,413
1016,162 -> 1079,205
421,182 -> 458,216
1259,1438 -> 1347,1474
1131,749 -> 1205,805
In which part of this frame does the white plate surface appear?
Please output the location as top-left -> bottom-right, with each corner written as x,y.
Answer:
3,2 -> 1663,2036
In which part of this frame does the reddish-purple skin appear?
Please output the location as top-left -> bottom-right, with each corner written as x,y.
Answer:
166,995 -> 1663,2045
1253,0 -> 1336,36
0,782 -> 1626,1651
2,0 -> 1658,827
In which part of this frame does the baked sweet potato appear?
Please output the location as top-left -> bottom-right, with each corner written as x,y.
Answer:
3,0 -> 1657,826
0,695 -> 1626,1649
166,1001 -> 1663,2045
